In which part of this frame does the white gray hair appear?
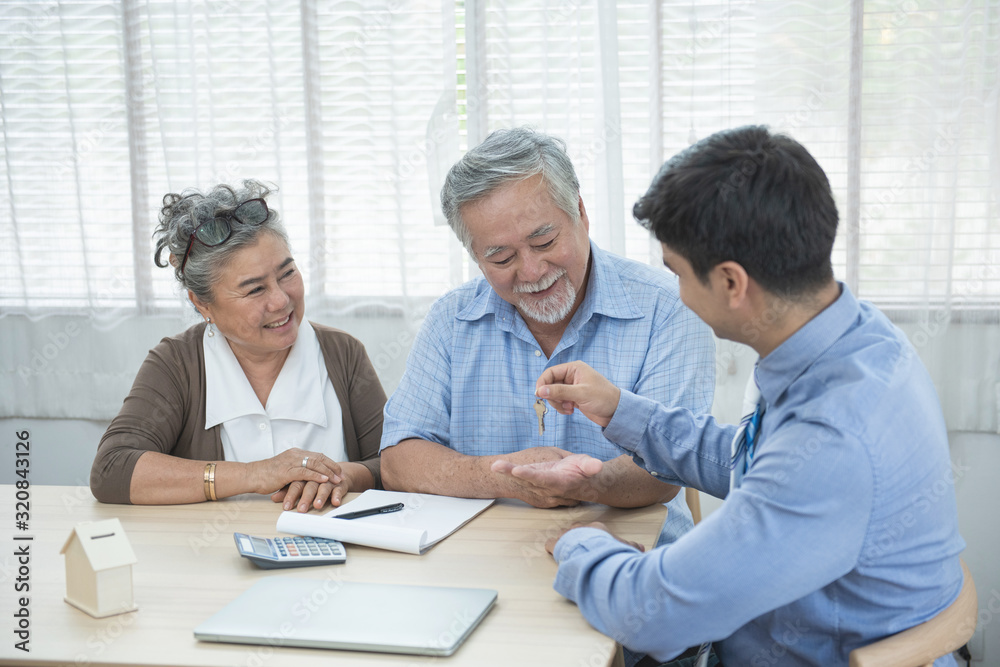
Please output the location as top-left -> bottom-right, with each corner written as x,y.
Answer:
440,127 -> 581,254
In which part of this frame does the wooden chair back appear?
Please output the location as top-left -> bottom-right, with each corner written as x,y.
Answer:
849,560 -> 977,667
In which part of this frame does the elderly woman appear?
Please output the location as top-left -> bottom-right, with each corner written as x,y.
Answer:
91,180 -> 385,512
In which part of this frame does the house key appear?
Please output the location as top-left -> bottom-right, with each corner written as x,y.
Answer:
534,398 -> 547,436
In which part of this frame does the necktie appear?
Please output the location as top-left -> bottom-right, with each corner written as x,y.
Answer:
729,374 -> 765,492
695,372 -> 765,667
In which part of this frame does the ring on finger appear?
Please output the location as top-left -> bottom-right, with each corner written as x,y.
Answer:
302,456 -> 309,468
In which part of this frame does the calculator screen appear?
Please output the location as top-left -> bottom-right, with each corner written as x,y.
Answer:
249,536 -> 273,556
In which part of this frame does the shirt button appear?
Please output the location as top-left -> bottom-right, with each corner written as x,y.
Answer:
259,422 -> 267,431
535,350 -> 541,357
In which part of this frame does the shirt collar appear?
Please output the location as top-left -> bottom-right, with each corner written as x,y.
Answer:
204,319 -> 328,429
756,282 -> 858,404
576,242 -> 645,321
455,241 -> 644,328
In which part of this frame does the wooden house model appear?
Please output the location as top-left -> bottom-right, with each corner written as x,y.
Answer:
60,517 -> 138,618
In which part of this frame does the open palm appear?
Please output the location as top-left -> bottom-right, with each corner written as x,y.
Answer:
492,454 -> 604,502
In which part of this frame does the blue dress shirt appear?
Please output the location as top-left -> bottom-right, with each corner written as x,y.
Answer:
552,284 -> 966,667
380,242 -> 716,541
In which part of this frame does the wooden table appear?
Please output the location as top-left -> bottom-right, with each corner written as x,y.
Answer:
0,485 -> 665,666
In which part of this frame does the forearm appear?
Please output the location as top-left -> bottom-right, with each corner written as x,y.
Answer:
606,390 -> 735,498
340,461 -> 375,494
380,439 -> 515,499
587,455 -> 679,508
129,452 -> 252,504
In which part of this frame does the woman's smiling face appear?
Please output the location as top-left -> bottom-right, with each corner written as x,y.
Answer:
193,232 -> 305,361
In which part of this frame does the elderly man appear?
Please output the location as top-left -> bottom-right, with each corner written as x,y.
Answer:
379,127 -> 715,540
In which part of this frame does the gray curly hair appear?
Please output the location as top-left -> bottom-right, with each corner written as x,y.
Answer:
153,179 -> 288,305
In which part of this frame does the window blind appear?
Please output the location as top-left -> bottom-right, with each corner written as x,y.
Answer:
0,0 -> 997,317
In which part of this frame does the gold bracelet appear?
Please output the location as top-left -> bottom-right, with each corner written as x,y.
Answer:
203,462 -> 218,501
209,462 -> 218,501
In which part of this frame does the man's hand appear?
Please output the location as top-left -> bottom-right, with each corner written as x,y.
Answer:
535,361 -> 621,428
544,521 -> 646,555
483,448 -> 586,508
492,453 -> 605,503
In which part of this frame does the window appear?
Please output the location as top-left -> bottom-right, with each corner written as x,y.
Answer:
1,0 -> 997,316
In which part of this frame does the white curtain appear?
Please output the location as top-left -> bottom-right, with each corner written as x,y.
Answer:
2,0 -> 998,431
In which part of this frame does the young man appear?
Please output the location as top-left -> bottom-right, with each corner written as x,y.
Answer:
503,126 -> 965,666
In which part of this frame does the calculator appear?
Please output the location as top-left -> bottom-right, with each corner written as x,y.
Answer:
233,532 -> 346,569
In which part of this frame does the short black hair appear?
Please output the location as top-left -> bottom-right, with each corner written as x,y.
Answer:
634,125 -> 837,298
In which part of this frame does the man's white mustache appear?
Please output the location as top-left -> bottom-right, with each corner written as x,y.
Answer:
513,269 -> 566,294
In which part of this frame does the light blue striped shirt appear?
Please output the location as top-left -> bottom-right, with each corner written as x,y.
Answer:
553,284 -> 966,666
381,242 -> 716,538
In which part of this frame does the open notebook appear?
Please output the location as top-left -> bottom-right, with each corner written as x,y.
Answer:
194,577 -> 497,656
276,490 -> 494,554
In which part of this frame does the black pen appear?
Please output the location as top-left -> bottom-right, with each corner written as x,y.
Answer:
332,502 -> 405,520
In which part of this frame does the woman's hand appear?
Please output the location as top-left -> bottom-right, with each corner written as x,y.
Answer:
244,447 -> 340,499
270,461 -> 375,512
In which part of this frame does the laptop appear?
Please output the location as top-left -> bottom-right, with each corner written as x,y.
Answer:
193,576 -> 497,657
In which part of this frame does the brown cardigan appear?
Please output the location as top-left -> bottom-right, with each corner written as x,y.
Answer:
90,321 -> 387,504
